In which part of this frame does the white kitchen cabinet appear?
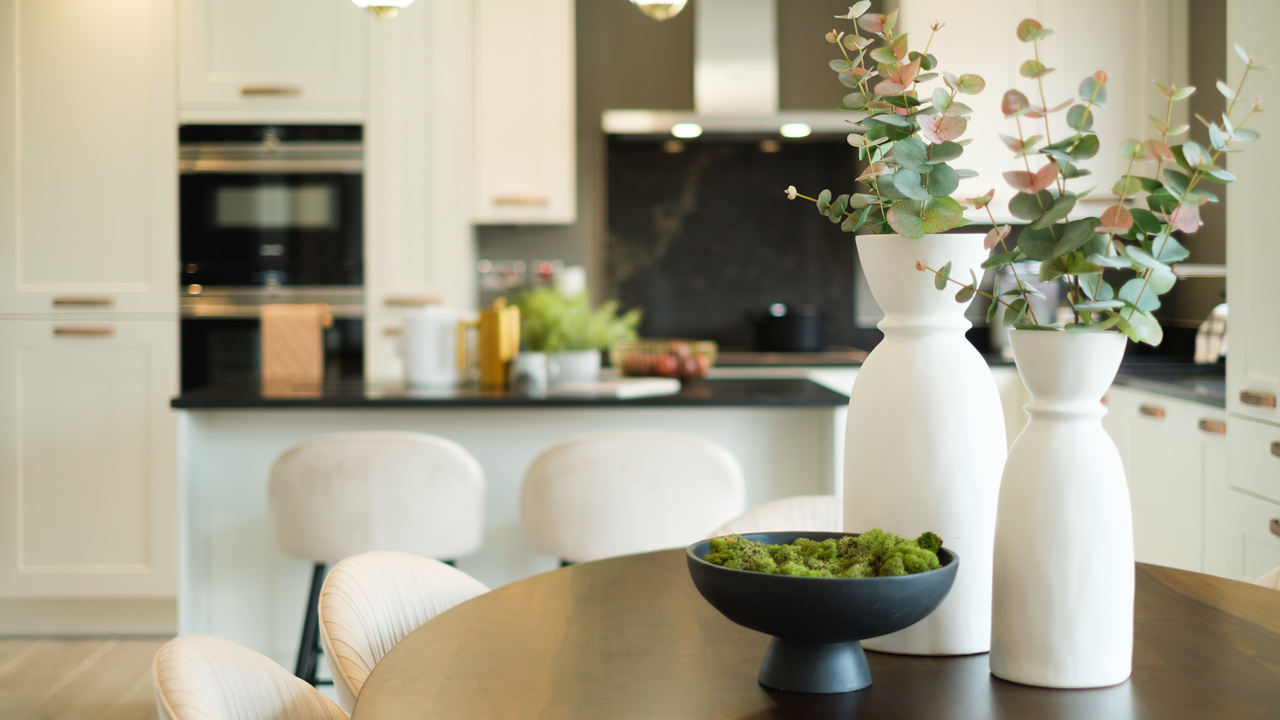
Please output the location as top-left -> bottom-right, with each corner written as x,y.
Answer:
471,0 -> 576,224
0,0 -> 177,316
897,1 -> 1188,222
1103,385 -> 1227,573
363,0 -> 476,381
179,0 -> 366,122
0,319 -> 178,598
1226,0 -> 1280,424
1205,479 -> 1280,584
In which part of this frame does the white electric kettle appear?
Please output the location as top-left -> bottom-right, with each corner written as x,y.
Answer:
402,305 -> 459,388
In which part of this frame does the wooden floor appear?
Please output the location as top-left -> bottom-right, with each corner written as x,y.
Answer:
0,636 -> 167,720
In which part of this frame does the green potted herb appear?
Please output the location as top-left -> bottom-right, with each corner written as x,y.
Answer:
516,287 -> 642,383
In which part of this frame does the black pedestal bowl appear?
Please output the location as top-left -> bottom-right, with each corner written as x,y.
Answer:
686,531 -> 958,694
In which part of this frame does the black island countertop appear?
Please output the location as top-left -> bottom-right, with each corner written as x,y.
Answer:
171,377 -> 851,410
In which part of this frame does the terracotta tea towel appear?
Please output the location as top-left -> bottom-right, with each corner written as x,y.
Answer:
261,303 -> 333,383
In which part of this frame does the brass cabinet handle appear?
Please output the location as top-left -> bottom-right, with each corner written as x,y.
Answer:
384,327 -> 403,337
240,85 -> 302,97
491,195 -> 550,207
1139,404 -> 1166,419
1242,391 -> 1277,408
1198,419 -> 1227,435
383,296 -> 443,308
1272,441 -> 1280,459
52,296 -> 114,308
53,326 -> 114,337
1272,519 -> 1280,538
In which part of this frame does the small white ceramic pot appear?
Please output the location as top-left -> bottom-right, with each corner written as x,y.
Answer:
549,349 -> 601,383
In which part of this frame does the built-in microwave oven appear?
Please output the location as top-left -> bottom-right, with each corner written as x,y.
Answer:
178,125 -> 365,389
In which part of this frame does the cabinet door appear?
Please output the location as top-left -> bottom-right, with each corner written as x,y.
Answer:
1104,387 -> 1219,573
897,1 -> 1187,222
0,0 -> 177,316
1227,0 -> 1280,423
363,0 -> 475,381
472,0 -> 576,224
0,320 -> 178,597
1205,482 -> 1280,584
179,0 -> 366,121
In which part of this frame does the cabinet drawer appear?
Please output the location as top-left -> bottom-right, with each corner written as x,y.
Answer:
1229,416 -> 1280,504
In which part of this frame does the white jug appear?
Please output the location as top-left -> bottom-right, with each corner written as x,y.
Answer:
403,305 -> 459,388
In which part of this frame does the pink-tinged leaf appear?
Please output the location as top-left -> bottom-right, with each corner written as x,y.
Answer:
858,13 -> 885,34
874,57 -> 921,95
966,189 -> 996,209
914,259 -> 928,272
983,225 -> 1012,250
1093,70 -> 1108,86
1031,162 -> 1059,192
825,30 -> 841,44
1016,18 -> 1043,42
999,134 -> 1024,154
1145,140 -> 1174,161
856,162 -> 892,182
933,115 -> 967,142
1098,205 -> 1134,235
1003,171 -> 1035,193
1170,204 -> 1201,233
844,34 -> 873,51
1002,89 -> 1030,117
917,114 -> 942,144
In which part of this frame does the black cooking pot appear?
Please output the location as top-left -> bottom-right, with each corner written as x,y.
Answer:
754,303 -> 826,352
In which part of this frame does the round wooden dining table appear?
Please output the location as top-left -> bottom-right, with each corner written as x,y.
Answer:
352,549 -> 1280,720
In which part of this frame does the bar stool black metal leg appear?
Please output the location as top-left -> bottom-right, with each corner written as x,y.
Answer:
296,562 -> 326,685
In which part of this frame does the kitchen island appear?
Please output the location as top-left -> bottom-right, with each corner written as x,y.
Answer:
172,376 -> 850,667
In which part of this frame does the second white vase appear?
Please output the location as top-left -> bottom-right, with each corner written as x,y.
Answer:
845,233 -> 1007,656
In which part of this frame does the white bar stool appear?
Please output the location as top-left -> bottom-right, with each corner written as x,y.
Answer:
521,430 -> 745,564
268,431 -> 485,685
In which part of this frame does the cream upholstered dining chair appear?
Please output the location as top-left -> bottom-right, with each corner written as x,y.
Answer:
317,550 -> 489,712
521,430 -> 745,563
711,494 -> 843,535
153,634 -> 348,720
1257,566 -> 1280,590
268,431 -> 485,686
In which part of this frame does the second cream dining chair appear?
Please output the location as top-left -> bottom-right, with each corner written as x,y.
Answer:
317,550 -> 490,712
712,494 -> 843,536
268,431 -> 486,686
521,430 -> 746,563
153,634 -> 348,720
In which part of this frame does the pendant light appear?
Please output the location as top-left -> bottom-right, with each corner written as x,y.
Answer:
352,0 -> 415,22
630,0 -> 688,21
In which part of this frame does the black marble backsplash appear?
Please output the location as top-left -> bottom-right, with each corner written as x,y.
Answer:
605,136 -> 863,349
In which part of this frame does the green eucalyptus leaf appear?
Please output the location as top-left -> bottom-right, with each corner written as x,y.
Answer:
1004,297 -> 1029,325
931,88 -> 952,114
1155,236 -> 1191,263
892,169 -> 931,202
1049,218 -> 1101,259
1198,166 -> 1237,183
1074,299 -> 1126,313
841,205 -> 873,233
893,137 -> 931,173
927,163 -> 960,197
830,59 -> 856,73
1119,278 -> 1162,311
1017,224 -> 1056,261
920,196 -> 965,234
955,168 -> 979,179
1122,245 -> 1171,274
982,249 -> 1025,269
1123,307 -> 1164,346
1010,190 -> 1053,222
1163,169 -> 1192,195
842,93 -> 869,111
927,141 -> 964,164
1079,75 -> 1108,105
987,280 -> 1002,323
1067,104 -> 1094,130
1129,208 -> 1163,235
886,202 -> 924,239
816,188 -> 832,214
1020,60 -> 1053,78
955,284 -> 975,303
935,261 -> 952,290
1029,193 -> 1077,230
1148,266 -> 1177,294
1147,189 -> 1179,215
1113,176 -> 1143,196
1071,134 -> 1100,160
1080,273 -> 1116,300
1086,253 -> 1132,269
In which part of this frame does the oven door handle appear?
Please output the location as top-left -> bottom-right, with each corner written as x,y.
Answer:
180,158 -> 363,174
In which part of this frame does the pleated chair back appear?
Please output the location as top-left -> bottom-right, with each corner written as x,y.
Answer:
318,550 -> 490,711
153,634 -> 349,720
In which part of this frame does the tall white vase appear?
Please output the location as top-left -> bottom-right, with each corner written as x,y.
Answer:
846,233 -> 1006,656
990,328 -> 1133,688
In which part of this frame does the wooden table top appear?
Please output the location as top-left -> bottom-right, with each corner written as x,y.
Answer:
353,549 -> 1280,720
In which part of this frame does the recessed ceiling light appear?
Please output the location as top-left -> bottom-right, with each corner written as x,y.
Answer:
780,123 -> 812,138
671,123 -> 703,139
630,0 -> 688,21
351,0 -> 414,21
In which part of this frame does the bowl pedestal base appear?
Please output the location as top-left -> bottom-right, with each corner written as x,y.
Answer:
758,637 -> 871,694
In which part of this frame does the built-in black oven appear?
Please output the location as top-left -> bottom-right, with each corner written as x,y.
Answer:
179,125 -> 365,390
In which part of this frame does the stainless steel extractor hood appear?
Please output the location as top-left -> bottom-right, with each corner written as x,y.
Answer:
603,0 -> 855,138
